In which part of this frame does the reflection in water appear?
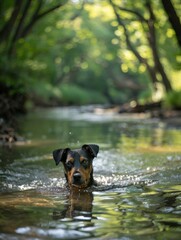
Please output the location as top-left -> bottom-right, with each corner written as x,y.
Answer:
53,190 -> 94,221
0,185 -> 181,239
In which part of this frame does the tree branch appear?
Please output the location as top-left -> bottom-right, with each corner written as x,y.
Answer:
117,6 -> 147,23
20,0 -> 43,38
109,0 -> 158,88
7,0 -> 68,55
36,1 -> 68,21
21,0 -> 69,38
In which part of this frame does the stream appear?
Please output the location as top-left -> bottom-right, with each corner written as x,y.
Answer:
0,106 -> 181,239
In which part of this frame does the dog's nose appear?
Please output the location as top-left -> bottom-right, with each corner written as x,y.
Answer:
73,172 -> 81,182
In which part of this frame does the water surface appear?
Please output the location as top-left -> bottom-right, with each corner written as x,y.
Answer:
0,107 -> 181,239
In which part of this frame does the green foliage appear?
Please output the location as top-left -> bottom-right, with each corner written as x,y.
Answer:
28,82 -> 106,106
59,84 -> 106,105
0,0 -> 180,118
29,81 -> 61,102
163,90 -> 181,109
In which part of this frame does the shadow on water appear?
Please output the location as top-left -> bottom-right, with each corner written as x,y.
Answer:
0,106 -> 181,239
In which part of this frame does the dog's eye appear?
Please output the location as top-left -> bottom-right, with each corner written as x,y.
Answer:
66,161 -> 73,169
81,159 -> 88,167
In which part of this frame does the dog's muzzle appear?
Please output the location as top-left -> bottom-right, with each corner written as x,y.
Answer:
73,172 -> 82,185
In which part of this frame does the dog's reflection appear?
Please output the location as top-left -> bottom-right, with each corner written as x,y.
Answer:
53,190 -> 93,221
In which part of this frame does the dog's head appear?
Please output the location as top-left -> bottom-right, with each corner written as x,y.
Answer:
53,144 -> 99,189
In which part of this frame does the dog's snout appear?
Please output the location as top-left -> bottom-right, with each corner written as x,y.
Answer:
73,172 -> 81,179
73,172 -> 81,183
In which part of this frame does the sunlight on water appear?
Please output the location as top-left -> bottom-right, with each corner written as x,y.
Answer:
16,226 -> 91,239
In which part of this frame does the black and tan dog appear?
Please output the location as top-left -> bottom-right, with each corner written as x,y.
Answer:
53,144 -> 99,189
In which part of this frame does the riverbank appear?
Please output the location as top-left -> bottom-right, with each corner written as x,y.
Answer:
0,122 -> 25,145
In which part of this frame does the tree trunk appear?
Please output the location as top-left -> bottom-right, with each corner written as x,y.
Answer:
161,0 -> 181,48
146,1 -> 172,92
0,0 -> 23,43
8,0 -> 32,56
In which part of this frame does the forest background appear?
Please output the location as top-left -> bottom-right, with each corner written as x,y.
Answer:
0,0 -> 181,127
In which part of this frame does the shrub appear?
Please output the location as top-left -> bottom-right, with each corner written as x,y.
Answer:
59,84 -> 106,105
163,90 -> 181,110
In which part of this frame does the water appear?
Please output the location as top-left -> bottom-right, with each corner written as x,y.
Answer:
0,106 -> 181,239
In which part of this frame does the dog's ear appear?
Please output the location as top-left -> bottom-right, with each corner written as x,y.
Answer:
52,148 -> 70,166
82,144 -> 99,158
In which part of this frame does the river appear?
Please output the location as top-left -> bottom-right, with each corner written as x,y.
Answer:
0,106 -> 181,239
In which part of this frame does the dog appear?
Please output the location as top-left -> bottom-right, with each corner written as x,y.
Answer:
53,144 -> 99,189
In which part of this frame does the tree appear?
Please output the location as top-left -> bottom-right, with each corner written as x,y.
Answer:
109,0 -> 173,93
0,0 -> 68,56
